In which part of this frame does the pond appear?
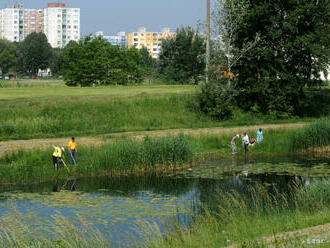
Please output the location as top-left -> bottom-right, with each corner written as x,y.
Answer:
0,155 -> 329,247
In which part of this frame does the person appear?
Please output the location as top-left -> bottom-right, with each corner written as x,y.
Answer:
250,136 -> 256,146
52,146 -> 65,170
231,134 -> 239,154
242,132 -> 249,153
68,137 -> 77,165
257,128 -> 263,144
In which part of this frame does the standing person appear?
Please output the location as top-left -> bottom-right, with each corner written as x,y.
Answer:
257,128 -> 263,144
52,146 -> 65,170
68,137 -> 77,165
231,134 -> 239,154
242,132 -> 249,153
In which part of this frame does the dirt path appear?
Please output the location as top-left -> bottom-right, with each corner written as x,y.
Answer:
0,123 -> 306,157
229,222 -> 330,247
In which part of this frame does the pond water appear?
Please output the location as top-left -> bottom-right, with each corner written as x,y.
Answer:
0,155 -> 329,247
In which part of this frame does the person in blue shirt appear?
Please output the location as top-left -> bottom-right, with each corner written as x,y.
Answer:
257,128 -> 263,144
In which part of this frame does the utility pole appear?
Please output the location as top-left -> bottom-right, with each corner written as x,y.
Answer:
206,0 -> 211,83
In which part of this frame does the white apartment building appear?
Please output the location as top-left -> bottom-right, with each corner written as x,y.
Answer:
0,5 -> 23,42
0,3 -> 80,48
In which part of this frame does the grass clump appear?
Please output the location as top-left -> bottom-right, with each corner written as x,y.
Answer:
146,179 -> 330,248
0,135 -> 194,183
289,117 -> 330,151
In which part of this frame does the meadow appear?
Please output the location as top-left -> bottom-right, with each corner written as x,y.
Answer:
0,80 -> 324,141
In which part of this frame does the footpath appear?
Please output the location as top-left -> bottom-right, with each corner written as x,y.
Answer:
0,123 -> 306,157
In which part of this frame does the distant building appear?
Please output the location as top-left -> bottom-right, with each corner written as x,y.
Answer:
0,3 -> 80,48
95,31 -> 126,47
126,27 -> 174,58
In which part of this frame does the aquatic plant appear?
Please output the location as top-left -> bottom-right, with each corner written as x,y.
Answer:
290,117 -> 330,151
0,135 -> 194,183
146,179 -> 330,247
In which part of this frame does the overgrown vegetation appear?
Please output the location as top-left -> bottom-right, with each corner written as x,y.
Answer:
146,179 -> 330,248
0,135 -> 194,183
290,117 -> 330,152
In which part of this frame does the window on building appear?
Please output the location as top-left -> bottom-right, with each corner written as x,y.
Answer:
134,38 -> 138,41
73,25 -> 78,29
134,33 -> 137,36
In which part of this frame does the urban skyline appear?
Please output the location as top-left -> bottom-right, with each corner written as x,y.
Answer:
1,0 -> 207,36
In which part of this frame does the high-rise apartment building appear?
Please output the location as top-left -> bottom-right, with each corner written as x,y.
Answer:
0,3 -> 80,48
126,27 -> 173,58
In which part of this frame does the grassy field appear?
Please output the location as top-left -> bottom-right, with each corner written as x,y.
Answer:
0,80 -> 315,141
0,79 -> 195,100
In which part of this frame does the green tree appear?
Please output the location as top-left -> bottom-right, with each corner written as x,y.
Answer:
49,48 -> 64,76
62,36 -> 145,86
231,0 -> 330,118
0,39 -> 17,75
19,32 -> 53,76
158,27 -> 205,84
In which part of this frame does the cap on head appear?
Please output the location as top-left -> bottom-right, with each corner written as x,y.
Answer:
236,134 -> 239,138
61,147 -> 65,152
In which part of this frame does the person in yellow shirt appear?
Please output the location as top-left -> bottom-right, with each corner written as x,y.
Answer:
52,146 -> 64,170
68,137 -> 77,165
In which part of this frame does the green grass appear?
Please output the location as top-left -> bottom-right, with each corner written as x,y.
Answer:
0,80 -> 195,100
0,135 -> 194,183
146,179 -> 330,248
289,117 -> 330,151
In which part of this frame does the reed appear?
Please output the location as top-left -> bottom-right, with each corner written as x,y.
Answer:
289,117 -> 330,151
147,179 -> 330,248
0,135 -> 194,183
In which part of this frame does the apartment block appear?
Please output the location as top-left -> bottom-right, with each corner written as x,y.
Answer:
0,3 -> 80,48
95,31 -> 126,47
126,27 -> 173,58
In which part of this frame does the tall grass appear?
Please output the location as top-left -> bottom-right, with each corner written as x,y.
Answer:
0,211 -> 110,248
0,95 -> 215,141
0,135 -> 194,183
147,179 -> 330,248
289,117 -> 330,151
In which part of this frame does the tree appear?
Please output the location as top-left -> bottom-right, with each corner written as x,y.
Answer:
0,39 -> 16,75
231,0 -> 330,118
62,36 -> 146,86
212,0 -> 260,85
19,32 -> 53,76
139,47 -> 156,75
49,48 -> 64,76
158,27 -> 205,84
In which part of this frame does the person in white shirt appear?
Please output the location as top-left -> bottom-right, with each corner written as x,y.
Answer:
242,132 -> 249,153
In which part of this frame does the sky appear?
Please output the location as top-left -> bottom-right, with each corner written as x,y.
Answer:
2,0 -> 207,36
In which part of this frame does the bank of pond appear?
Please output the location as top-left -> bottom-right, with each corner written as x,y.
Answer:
0,118 -> 329,184
0,156 -> 329,247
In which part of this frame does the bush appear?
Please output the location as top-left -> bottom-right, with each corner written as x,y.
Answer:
197,81 -> 238,120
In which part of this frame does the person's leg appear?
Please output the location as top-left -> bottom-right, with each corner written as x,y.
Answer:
71,150 -> 76,163
52,156 -> 57,170
69,150 -> 73,164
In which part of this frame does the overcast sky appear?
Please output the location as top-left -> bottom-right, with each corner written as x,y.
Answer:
3,0 -> 208,36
